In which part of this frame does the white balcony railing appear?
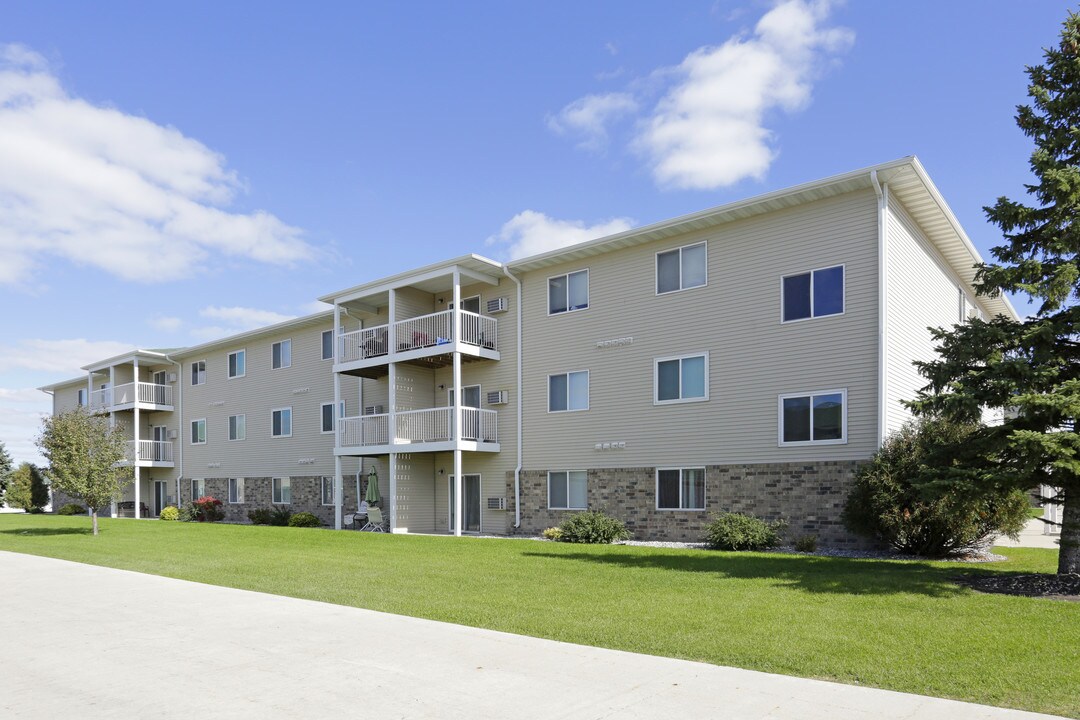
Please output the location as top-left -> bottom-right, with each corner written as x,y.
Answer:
461,407 -> 498,443
394,310 -> 453,353
339,325 -> 390,363
461,311 -> 497,350
90,382 -> 172,411
124,440 -> 174,464
339,413 -> 390,447
337,311 -> 498,363
395,407 -> 453,444
337,407 -> 498,448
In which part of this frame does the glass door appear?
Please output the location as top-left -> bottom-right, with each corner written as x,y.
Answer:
449,386 -> 482,440
448,474 -> 481,533
154,481 -> 168,516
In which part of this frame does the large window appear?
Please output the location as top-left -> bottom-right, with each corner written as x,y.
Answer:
272,339 -> 292,369
782,265 -> 844,322
655,353 -> 708,404
657,242 -> 707,294
191,360 -> 206,386
548,471 -> 587,510
228,414 -> 246,441
271,407 -> 292,438
190,478 -> 205,501
321,330 -> 334,361
779,390 -> 846,445
228,478 -> 244,504
549,371 -> 589,412
190,419 -> 206,445
227,350 -> 245,379
548,270 -> 589,314
321,476 -> 334,506
272,477 -> 291,504
656,468 -> 705,510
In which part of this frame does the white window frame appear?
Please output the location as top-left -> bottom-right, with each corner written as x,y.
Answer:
227,349 -> 246,379
191,360 -> 206,386
272,339 -> 292,370
321,329 -> 334,361
77,388 -> 87,406
655,467 -> 706,511
547,470 -> 588,510
653,352 -> 709,405
190,478 -> 205,501
228,478 -> 244,504
656,242 -> 707,295
320,402 -> 341,434
190,418 -> 206,445
780,264 -> 846,324
777,388 -> 848,447
449,295 -> 481,314
547,269 -> 590,315
271,407 -> 293,438
547,370 -> 590,413
228,414 -> 246,442
321,476 -> 334,506
272,477 -> 291,505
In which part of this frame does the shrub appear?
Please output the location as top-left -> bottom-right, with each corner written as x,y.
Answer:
842,418 -> 1031,557
57,503 -> 85,516
177,503 -> 199,522
248,508 -> 273,525
540,527 -> 563,541
191,496 -> 225,522
269,506 -> 293,527
793,535 -> 818,553
558,510 -> 630,544
158,506 -> 180,522
288,512 -> 321,528
703,512 -> 786,551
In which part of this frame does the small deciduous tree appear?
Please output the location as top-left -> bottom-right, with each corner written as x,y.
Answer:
36,408 -> 132,535
6,462 -> 50,512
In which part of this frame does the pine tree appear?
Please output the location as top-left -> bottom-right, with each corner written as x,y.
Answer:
0,440 -> 13,503
6,462 -> 49,511
912,12 -> 1080,575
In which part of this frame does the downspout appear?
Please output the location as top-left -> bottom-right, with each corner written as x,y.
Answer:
501,266 -> 523,529
163,352 -> 183,505
870,170 -> 888,449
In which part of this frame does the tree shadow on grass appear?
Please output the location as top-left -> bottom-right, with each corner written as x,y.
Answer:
521,549 -> 976,598
0,528 -> 93,537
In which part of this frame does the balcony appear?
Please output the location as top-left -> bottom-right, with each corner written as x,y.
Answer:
90,382 -> 174,412
119,440 -> 175,468
336,407 -> 499,455
336,310 -> 499,377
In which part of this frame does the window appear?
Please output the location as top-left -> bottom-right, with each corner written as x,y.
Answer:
548,471 -> 587,510
657,242 -> 707,294
227,350 -> 245,379
449,296 -> 481,313
548,371 -> 589,412
190,478 -> 205,501
320,402 -> 343,434
77,388 -> 87,406
782,265 -> 844,322
272,407 -> 292,437
272,339 -> 292,369
321,476 -> 334,505
656,468 -> 705,510
191,360 -> 206,386
779,390 -> 846,445
655,353 -> 708,404
272,477 -> 291,504
228,414 -> 246,441
548,270 -> 589,314
190,419 -> 206,445
228,478 -> 244,504
321,330 -> 334,361
448,385 -> 481,408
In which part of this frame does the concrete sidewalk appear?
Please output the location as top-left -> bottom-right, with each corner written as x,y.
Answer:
0,551 -> 1062,720
996,517 -> 1062,550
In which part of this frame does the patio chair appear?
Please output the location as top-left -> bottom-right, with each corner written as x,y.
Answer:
360,506 -> 386,532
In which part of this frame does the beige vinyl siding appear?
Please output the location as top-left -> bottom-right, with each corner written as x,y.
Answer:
395,286 -> 435,319
394,453 -> 436,533
519,189 -> 880,468
51,383 -> 84,414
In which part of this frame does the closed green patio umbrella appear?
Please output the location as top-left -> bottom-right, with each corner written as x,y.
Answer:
365,467 -> 380,505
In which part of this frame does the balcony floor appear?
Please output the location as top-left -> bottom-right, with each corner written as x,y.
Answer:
336,439 -> 500,456
336,343 -> 499,379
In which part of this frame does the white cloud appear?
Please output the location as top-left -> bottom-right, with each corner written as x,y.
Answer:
150,315 -> 183,332
187,305 -> 297,341
299,300 -> 331,315
549,0 -> 853,189
0,338 -> 133,374
0,44 -> 316,287
487,210 -> 635,261
547,93 -> 638,152
0,387 -> 49,465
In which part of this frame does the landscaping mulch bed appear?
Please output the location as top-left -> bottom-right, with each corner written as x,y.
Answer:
953,573 -> 1080,601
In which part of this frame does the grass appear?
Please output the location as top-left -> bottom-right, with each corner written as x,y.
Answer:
1,515 -> 1078,717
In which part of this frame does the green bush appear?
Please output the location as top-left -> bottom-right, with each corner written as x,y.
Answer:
288,512 -> 321,528
177,503 -> 199,522
541,527 -> 563,541
842,419 -> 1031,557
57,503 -> 85,516
793,535 -> 818,553
269,506 -> 293,526
703,512 -> 786,551
158,506 -> 180,521
558,510 -> 630,544
248,508 -> 273,525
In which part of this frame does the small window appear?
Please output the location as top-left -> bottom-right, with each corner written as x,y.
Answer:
272,407 -> 292,437
548,270 -> 589,314
272,477 -> 291,504
657,242 -> 707,294
228,478 -> 244,504
321,476 -> 334,506
549,371 -> 589,412
227,350 -> 245,379
321,330 -> 334,361
191,360 -> 206,386
228,414 -> 246,441
779,390 -> 846,445
655,353 -> 708,404
656,468 -> 705,510
272,340 -> 292,369
190,419 -> 206,445
321,402 -> 337,434
77,388 -> 87,406
190,478 -> 205,501
450,296 -> 481,314
782,265 -> 844,322
548,471 -> 587,510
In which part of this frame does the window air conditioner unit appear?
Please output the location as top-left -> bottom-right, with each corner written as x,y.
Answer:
166,373 -> 178,383
486,297 -> 508,314
167,430 -> 179,440
486,390 -> 508,406
487,497 -> 506,510
364,405 -> 384,415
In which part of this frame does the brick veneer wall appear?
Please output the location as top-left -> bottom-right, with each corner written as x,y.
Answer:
183,475 -> 364,527
508,460 -> 869,547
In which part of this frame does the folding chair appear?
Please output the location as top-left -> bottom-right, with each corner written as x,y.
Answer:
360,506 -> 386,532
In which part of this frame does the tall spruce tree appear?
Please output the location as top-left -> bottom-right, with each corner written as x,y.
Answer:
912,12 -> 1080,575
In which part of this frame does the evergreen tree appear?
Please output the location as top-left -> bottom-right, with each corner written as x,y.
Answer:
912,12 -> 1080,574
6,462 -> 49,511
0,440 -> 12,503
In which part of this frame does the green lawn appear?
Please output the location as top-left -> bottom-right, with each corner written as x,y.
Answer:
1,515 -> 1077,717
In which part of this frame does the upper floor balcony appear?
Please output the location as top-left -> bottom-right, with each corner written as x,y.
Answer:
118,440 -> 175,468
90,382 -> 174,413
336,406 -> 499,455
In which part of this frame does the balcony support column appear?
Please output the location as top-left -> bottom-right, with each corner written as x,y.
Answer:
452,268 -> 462,537
133,358 -> 140,519
333,307 -> 343,531
109,365 -> 117,518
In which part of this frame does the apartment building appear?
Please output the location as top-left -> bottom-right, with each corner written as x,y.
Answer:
39,157 -> 1017,545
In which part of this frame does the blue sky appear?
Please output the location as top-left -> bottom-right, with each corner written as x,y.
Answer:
0,0 -> 1070,463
